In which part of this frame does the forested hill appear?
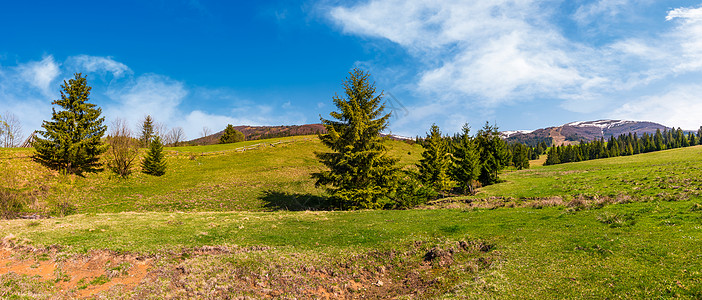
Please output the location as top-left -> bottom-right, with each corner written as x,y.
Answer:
188,124 -> 326,145
502,120 -> 684,146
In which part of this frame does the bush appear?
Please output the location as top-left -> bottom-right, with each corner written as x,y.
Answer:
107,119 -> 139,178
390,171 -> 438,209
0,189 -> 26,219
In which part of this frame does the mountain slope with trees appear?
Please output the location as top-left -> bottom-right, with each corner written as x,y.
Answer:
503,119 -> 687,146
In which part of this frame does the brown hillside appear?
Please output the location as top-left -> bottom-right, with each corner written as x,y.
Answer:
187,124 -> 326,145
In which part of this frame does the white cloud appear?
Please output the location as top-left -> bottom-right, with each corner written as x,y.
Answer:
666,6 -> 702,72
328,0 -> 607,118
326,1 -> 702,132
573,0 -> 632,25
666,6 -> 702,21
66,55 -> 132,78
16,55 -> 60,96
613,85 -> 702,130
104,74 -> 188,133
1,55 -> 308,142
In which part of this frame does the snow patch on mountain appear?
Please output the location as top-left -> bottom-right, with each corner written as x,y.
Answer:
501,130 -> 534,138
565,120 -> 635,129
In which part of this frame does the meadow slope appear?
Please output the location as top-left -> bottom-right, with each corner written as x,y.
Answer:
0,140 -> 701,298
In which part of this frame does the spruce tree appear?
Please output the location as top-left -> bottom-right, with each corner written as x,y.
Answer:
139,115 -> 155,147
141,136 -> 166,176
312,68 -> 398,210
219,124 -> 244,144
451,123 -> 480,195
511,143 -> 530,170
32,73 -> 107,174
418,124 -> 452,193
544,147 -> 560,165
475,122 -> 509,185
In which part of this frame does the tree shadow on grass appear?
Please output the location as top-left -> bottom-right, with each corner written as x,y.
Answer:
259,190 -> 332,211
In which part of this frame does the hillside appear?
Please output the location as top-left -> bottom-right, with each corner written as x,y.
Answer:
503,119 -> 675,146
188,124 -> 327,145
1,142 -> 702,298
1,136 -> 422,214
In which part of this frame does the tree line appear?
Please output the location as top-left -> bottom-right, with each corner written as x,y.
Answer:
312,69 -> 538,210
544,127 -> 702,165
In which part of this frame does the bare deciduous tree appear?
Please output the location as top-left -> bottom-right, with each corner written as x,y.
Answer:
107,119 -> 140,178
166,127 -> 186,147
155,122 -> 168,143
200,126 -> 212,138
0,112 -> 23,148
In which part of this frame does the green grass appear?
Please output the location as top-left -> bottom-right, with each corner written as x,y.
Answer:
2,138 -> 702,298
464,145 -> 702,201
0,135 -> 423,213
1,200 -> 700,298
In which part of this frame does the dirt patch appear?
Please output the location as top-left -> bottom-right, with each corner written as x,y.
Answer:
425,194 -> 640,211
0,241 -> 152,298
0,239 -> 496,299
131,240 -> 497,299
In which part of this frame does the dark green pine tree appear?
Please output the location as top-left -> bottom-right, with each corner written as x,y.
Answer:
141,136 -> 166,176
451,123 -> 480,195
219,124 -> 245,144
32,73 -> 107,174
544,147 -> 560,165
689,132 -> 697,146
476,122 -> 510,185
511,143 -> 530,170
312,68 -> 398,210
418,124 -> 452,193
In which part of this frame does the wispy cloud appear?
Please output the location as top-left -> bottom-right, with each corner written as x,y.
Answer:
1,55 -> 308,141
16,55 -> 60,96
573,0 -> 633,25
326,0 -> 702,131
613,85 -> 702,130
66,55 -> 132,78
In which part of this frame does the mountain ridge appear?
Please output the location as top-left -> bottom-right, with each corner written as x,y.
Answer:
502,119 -> 685,146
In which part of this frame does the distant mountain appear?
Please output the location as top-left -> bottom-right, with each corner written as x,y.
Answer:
503,120 -> 677,146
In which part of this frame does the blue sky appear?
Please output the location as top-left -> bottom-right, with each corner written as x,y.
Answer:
2,0 -> 702,140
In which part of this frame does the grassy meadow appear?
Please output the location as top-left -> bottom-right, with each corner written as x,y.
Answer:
1,139 -> 701,298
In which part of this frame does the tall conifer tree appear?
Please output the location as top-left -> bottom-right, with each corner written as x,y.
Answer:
475,122 -> 509,185
418,124 -> 452,193
139,115 -> 155,147
32,73 -> 107,174
451,123 -> 480,194
312,69 -> 398,209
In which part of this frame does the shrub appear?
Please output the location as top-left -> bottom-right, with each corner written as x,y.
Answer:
0,189 -> 25,219
390,171 -> 438,209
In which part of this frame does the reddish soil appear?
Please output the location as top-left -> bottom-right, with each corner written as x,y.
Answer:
0,247 -> 152,298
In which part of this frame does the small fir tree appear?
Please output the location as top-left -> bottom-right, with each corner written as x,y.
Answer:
312,68 -> 398,210
451,123 -> 480,195
32,73 -> 107,174
219,124 -> 244,144
141,136 -> 166,176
